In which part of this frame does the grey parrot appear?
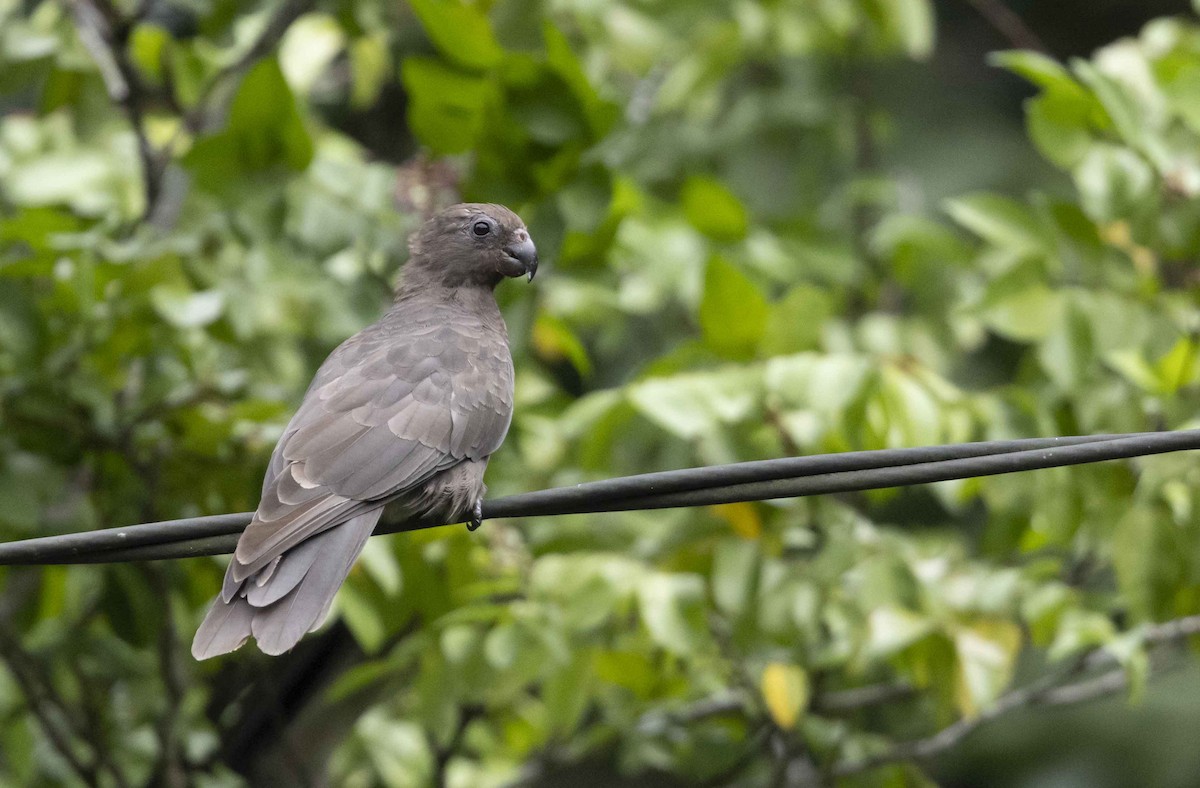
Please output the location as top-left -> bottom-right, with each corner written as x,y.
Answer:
192,203 -> 537,659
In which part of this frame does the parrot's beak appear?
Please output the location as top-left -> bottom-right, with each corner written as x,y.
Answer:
504,238 -> 539,282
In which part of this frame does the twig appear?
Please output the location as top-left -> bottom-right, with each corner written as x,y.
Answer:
647,681 -> 916,730
963,0 -> 1051,55
431,705 -> 484,787
0,577 -> 110,785
831,671 -> 1063,776
829,615 -> 1200,777
68,648 -> 133,788
815,682 -> 916,713
142,565 -> 189,787
0,642 -> 100,785
66,0 -> 164,217
185,0 -> 315,133
66,0 -> 314,219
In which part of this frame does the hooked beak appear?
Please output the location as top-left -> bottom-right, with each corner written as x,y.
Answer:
504,237 -> 539,282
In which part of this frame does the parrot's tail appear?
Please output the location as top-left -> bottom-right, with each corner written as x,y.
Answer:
191,508 -> 383,660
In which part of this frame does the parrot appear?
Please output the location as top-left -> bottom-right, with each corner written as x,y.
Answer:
192,203 -> 537,659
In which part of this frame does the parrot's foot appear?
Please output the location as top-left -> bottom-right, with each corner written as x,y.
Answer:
467,499 -> 484,531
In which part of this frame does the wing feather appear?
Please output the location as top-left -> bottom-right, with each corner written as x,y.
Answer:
194,231 -> 521,660
231,306 -> 513,571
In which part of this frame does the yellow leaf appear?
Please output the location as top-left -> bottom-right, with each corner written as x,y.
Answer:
1100,219 -> 1132,247
711,502 -> 762,539
760,662 -> 809,730
952,619 -> 1022,719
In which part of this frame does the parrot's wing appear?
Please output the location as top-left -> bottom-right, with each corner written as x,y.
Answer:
231,310 -> 515,579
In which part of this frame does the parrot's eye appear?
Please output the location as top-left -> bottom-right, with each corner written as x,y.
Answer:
472,220 -> 492,237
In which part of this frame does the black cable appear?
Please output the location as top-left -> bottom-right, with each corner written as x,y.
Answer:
0,431 -> 1195,566
477,432 -> 1157,518
0,432 -> 1126,564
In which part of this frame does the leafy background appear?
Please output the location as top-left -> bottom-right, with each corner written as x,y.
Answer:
3,0 -> 1200,785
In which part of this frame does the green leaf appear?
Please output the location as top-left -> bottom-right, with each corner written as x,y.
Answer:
128,24 -> 169,83
1072,144 -> 1155,222
544,651 -> 593,735
1154,337 -> 1199,394
992,50 -> 1080,93
1036,301 -> 1094,391
1159,60 -> 1200,135
944,193 -> 1049,253
1107,350 -> 1165,393
1073,60 -> 1159,158
764,352 -> 873,418
761,285 -> 833,356
544,22 -> 617,135
682,176 -> 749,241
1048,609 -> 1117,660
349,34 -> 391,109
1021,584 -> 1073,647
1112,506 -> 1186,619
338,583 -> 387,652
278,14 -> 345,93
532,313 -> 592,376
358,539 -> 403,596
149,286 -> 225,328
712,539 -> 760,617
1026,92 -> 1093,168
952,620 -> 1021,717
440,624 -> 480,663
101,567 -> 158,648
1103,629 -> 1150,704
866,607 -> 936,659
484,622 -> 519,669
979,285 -> 1062,343
401,56 -> 494,154
875,365 -> 945,447
557,165 -> 612,233
409,0 -> 504,70
183,58 -> 313,194
637,572 -> 709,655
699,257 -> 768,359
881,0 -> 934,60
627,366 -> 762,440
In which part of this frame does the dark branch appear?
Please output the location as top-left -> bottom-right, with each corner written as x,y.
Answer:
830,614 -> 1200,777
66,0 -> 316,219
964,0 -> 1051,55
186,0 -> 315,133
815,681 -> 916,713
67,0 -> 164,217
0,638 -> 101,786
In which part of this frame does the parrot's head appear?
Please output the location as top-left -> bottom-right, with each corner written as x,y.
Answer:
406,203 -> 538,288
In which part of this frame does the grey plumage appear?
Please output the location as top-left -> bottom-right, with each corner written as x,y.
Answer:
192,204 -> 537,659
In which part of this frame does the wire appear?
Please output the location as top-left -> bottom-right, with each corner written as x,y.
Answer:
1,430 -> 1197,566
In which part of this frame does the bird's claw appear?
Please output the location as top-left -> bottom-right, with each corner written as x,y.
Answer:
467,499 -> 484,531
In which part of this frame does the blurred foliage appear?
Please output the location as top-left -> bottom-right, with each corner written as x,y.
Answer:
3,0 -> 1200,786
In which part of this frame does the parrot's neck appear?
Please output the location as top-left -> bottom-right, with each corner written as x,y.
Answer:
398,249 -> 506,293
392,270 -> 503,322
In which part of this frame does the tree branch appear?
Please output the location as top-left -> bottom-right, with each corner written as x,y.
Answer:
0,632 -> 102,786
142,565 -> 189,787
815,681 -> 917,713
963,0 -> 1051,55
830,614 -> 1200,777
66,0 -> 315,221
185,0 -> 314,133
66,0 -> 164,217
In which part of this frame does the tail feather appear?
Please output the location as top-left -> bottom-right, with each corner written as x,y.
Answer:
191,508 -> 383,660
244,538 -> 322,607
191,589 -> 256,660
